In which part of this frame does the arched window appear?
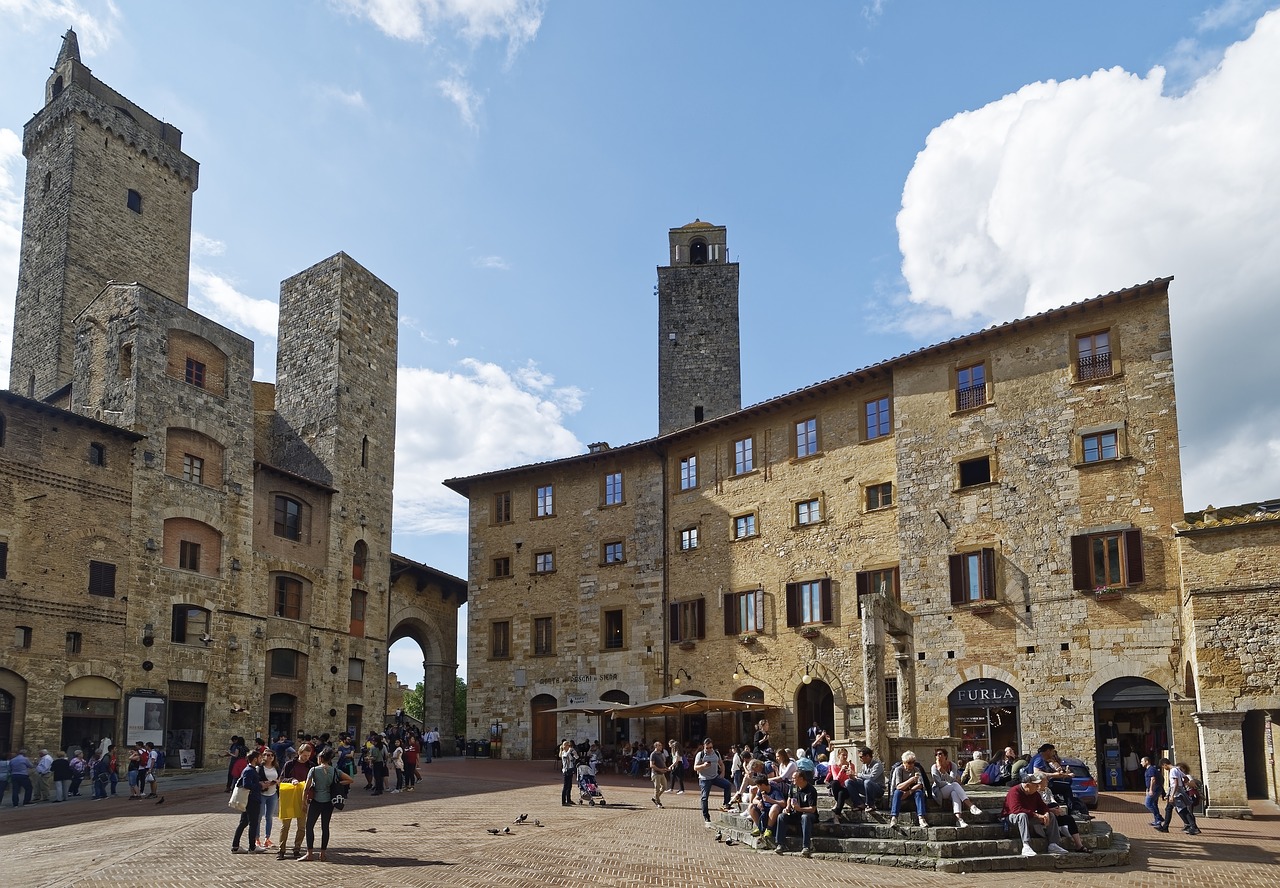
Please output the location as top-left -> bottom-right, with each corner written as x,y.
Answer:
690,238 -> 708,264
361,436 -> 369,468
171,605 -> 211,645
352,540 -> 368,581
52,75 -> 64,98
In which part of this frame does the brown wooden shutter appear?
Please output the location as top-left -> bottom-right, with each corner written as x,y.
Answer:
855,572 -> 869,597
695,598 -> 706,639
948,554 -> 964,604
820,578 -> 834,622
1070,534 -> 1091,590
723,593 -> 736,635
669,602 -> 680,642
981,548 -> 996,600
753,588 -> 764,632
785,583 -> 801,627
1124,530 -> 1145,585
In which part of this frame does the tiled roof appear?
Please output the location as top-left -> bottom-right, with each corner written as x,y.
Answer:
1177,499 -> 1280,533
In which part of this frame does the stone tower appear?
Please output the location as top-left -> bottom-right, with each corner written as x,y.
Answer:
10,29 -> 199,400
656,220 -> 741,435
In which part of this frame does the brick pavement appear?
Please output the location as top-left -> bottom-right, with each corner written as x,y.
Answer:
1,759 -> 1276,887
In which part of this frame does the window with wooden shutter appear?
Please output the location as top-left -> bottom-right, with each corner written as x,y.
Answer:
724,589 -> 764,635
670,598 -> 706,642
785,579 -> 831,625
948,549 -> 995,604
1071,529 -> 1144,589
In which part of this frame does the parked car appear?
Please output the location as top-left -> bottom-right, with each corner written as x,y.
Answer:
1061,757 -> 1099,809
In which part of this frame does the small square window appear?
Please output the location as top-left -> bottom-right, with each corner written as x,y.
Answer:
185,357 -> 205,388
126,188 -> 142,213
15,626 -> 33,649
733,514 -> 757,539
680,527 -> 699,551
182,454 -> 204,485
179,540 -> 201,572
795,418 -> 818,458
956,362 -> 987,410
535,484 -> 554,518
603,472 -> 623,506
866,482 -> 893,510
172,605 -> 211,645
492,491 -> 512,524
492,556 -> 512,578
1082,430 -> 1119,463
796,498 -> 822,525
679,455 -> 698,490
270,648 -> 298,677
88,560 -> 116,597
66,631 -> 83,655
534,551 -> 555,573
603,541 -> 624,564
88,442 -> 105,466
865,397 -> 891,440
958,456 -> 992,488
733,437 -> 754,475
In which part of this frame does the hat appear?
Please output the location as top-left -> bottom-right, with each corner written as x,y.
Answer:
1022,769 -> 1049,785
796,757 -> 816,773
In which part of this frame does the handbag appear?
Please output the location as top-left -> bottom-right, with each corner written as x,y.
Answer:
228,782 -> 249,812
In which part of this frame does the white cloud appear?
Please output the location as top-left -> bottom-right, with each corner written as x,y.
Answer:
895,8 -> 1280,510
393,359 -> 584,535
437,75 -> 482,130
0,128 -> 20,388
190,232 -> 225,257
1196,0 -> 1270,31
321,85 -> 367,108
862,0 -> 886,26
0,0 -> 121,56
339,0 -> 545,62
188,265 -> 280,339
472,254 -> 508,270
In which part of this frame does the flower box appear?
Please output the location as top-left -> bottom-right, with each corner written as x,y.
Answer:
799,627 -> 821,639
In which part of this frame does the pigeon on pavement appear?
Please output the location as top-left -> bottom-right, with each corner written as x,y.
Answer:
486,829 -> 501,835
514,813 -> 528,824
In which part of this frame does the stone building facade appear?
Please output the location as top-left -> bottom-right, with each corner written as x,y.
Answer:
451,220 -> 1277,813
0,31 -> 463,764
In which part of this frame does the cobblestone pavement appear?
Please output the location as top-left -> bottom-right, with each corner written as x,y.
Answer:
1,760 -> 1276,887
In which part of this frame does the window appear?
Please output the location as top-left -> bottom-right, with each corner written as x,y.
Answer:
796,498 -> 822,526
884,677 -> 900,721
533,616 -> 555,656
349,589 -> 367,636
733,514 -> 757,540
1076,330 -> 1112,381
733,437 -> 755,475
603,609 -> 625,649
949,548 -> 997,604
88,442 -> 105,466
535,484 -> 554,518
171,605 -> 210,645
88,560 -> 116,597
603,541 -> 624,564
273,496 -> 302,540
958,456 -> 992,488
352,540 -> 368,581
534,551 -> 555,574
0,540 -> 7,579
723,589 -> 764,635
270,648 -> 298,678
603,472 -> 623,506
795,418 -> 818,458
785,579 -> 832,626
274,575 -> 302,619
490,621 -> 511,658
856,566 -> 900,604
125,188 -> 142,213
1071,529 -> 1145,590
865,397 -> 891,440
1082,430 -> 1119,463
178,540 -> 201,572
492,491 -> 512,524
182,454 -> 204,484
679,526 -> 699,551
361,436 -> 369,468
66,632 -> 82,655
956,362 -> 987,410
679,454 -> 698,490
492,556 -> 512,577
866,482 -> 893,510
15,626 -> 32,649
185,357 -> 205,388
348,658 -> 365,695
669,598 -> 706,643
0,413 -> 6,446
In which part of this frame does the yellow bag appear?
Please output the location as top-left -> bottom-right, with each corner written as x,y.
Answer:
278,781 -> 305,821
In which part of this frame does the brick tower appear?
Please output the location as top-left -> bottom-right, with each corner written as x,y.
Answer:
656,220 -> 741,435
10,29 -> 199,400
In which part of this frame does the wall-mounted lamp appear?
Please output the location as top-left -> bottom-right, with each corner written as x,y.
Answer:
231,558 -> 242,571
144,538 -> 157,552
142,623 -> 154,646
802,661 -> 815,685
228,635 -> 239,651
253,625 -> 264,639
672,667 -> 693,687
732,662 -> 749,681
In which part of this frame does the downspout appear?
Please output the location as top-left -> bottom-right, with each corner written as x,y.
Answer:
652,442 -> 670,697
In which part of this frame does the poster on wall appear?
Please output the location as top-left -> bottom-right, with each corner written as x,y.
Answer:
125,695 -> 166,747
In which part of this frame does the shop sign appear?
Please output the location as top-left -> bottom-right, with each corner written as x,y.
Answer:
949,681 -> 1019,707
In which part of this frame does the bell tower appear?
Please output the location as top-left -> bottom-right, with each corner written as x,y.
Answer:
10,29 -> 199,399
656,220 -> 741,435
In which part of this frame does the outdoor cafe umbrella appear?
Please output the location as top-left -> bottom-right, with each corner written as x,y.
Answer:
544,700 -> 623,715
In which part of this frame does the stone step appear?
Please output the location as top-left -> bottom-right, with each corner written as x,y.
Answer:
720,810 -> 1110,847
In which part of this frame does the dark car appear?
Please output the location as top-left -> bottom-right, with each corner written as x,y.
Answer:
1061,757 -> 1099,809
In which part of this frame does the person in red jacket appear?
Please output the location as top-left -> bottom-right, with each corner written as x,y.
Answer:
1002,770 -> 1069,857
402,739 -> 419,792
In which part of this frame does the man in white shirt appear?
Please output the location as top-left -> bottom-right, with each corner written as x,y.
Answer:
35,749 -> 54,801
693,738 -> 734,828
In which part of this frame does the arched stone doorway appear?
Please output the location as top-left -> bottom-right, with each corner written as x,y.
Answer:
795,679 -> 834,749
530,693 -> 558,760
0,668 -> 26,752
1093,676 -> 1170,791
601,689 -> 630,747
948,678 -> 1020,763
733,685 -> 766,748
61,675 -> 120,754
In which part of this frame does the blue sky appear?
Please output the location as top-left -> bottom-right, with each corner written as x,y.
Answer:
3,0 -> 1279,688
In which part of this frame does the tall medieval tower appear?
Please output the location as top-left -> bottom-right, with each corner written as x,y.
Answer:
656,220 -> 741,435
10,29 -> 198,400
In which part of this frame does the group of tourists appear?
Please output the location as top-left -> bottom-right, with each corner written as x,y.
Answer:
0,741 -> 159,807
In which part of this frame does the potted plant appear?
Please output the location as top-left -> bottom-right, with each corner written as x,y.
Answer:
1093,585 -> 1123,601
738,634 -> 756,646
800,627 -> 821,639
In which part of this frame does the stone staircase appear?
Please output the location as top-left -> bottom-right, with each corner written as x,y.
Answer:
713,789 -> 1130,873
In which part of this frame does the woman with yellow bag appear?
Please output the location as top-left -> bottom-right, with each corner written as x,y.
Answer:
276,743 -> 314,860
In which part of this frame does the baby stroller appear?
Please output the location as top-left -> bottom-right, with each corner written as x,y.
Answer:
577,762 -> 606,806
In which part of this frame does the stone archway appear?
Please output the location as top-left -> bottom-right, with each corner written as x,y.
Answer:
388,555 -> 466,748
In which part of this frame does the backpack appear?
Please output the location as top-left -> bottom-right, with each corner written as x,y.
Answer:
980,760 -> 1004,785
1183,774 -> 1200,804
